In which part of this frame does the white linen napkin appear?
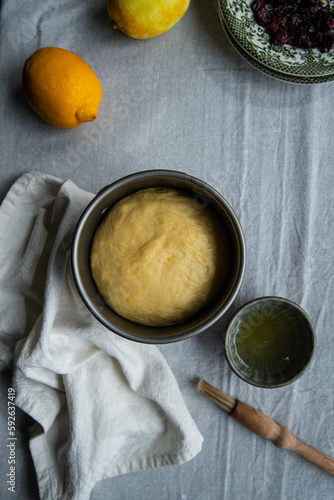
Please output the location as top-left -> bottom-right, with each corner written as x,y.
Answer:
0,171 -> 203,500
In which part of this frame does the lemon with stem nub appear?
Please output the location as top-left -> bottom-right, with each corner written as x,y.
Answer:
22,47 -> 103,129
107,0 -> 191,39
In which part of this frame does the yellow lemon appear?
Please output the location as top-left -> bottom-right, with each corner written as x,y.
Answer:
107,0 -> 191,39
22,47 -> 103,129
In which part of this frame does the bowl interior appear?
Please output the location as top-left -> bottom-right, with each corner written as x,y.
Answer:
225,297 -> 316,388
72,170 -> 246,343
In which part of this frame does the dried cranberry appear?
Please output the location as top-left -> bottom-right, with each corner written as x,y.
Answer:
250,0 -> 334,53
327,16 -> 334,29
322,34 -> 334,52
291,14 -> 303,31
250,0 -> 272,27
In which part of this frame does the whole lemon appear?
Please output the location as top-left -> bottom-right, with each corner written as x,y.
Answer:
22,47 -> 103,129
107,0 -> 191,39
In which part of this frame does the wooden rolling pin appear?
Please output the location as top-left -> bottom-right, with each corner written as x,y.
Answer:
197,378 -> 334,476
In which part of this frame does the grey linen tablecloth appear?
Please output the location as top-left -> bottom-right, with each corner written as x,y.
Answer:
1,0 -> 334,499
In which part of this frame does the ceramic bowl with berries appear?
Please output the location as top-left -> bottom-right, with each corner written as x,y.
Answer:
218,0 -> 334,83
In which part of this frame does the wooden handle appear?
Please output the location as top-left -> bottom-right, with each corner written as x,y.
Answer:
231,400 -> 334,477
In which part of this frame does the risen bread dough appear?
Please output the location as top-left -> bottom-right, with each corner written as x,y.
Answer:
90,187 -> 230,326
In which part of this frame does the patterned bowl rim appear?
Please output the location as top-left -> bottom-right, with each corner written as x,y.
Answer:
218,0 -> 334,77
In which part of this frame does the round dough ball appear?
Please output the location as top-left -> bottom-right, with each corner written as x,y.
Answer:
90,187 -> 230,326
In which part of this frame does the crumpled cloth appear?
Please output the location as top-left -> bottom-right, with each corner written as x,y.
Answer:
0,172 -> 203,500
